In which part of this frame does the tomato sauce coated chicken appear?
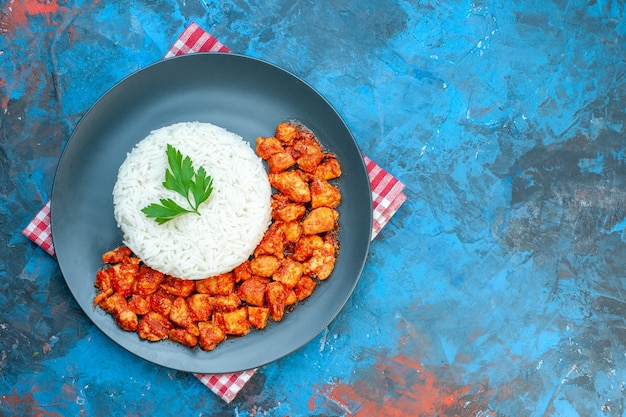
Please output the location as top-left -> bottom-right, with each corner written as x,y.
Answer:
94,121 -> 342,351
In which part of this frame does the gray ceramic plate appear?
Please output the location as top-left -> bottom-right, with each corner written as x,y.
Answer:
51,53 -> 372,374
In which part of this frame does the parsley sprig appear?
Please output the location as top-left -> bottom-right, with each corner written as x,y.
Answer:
141,144 -> 214,224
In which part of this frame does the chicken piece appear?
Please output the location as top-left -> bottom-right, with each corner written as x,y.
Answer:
93,269 -> 113,306
160,275 -> 196,297
109,257 -> 139,298
296,125 -> 315,142
250,255 -> 281,277
236,276 -> 270,306
133,264 -> 164,296
128,294 -> 151,315
222,308 -> 251,336
99,292 -> 127,315
233,260 -> 252,282
116,309 -> 139,332
271,194 -> 306,222
292,234 -> 324,262
93,289 -> 113,307
294,275 -> 317,301
267,151 -> 297,173
247,306 -> 269,330
272,258 -> 304,288
266,281 -> 288,322
102,246 -> 132,264
212,312 -> 225,331
210,293 -> 241,313
149,290 -> 175,316
195,272 -> 235,296
285,287 -> 297,306
302,207 -> 339,235
169,296 -> 194,329
95,268 -> 112,292
310,178 -> 341,209
314,157 -> 342,180
99,293 -> 138,331
168,328 -> 198,348
186,322 -> 200,337
137,311 -> 172,341
187,293 -> 213,322
198,321 -> 225,351
254,223 -> 286,258
280,220 -> 302,243
305,238 -> 337,280
275,122 -> 299,146
271,193 -> 290,210
255,136 -> 284,159
268,170 -> 311,203
294,139 -> 324,172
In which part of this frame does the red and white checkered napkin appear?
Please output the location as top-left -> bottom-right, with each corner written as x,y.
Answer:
22,23 -> 406,403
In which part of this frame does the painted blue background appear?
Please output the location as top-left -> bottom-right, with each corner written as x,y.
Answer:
2,0 -> 626,415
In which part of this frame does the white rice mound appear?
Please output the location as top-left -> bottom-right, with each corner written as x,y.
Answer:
113,121 -> 272,280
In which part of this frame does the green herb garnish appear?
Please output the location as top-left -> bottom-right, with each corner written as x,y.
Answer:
141,144 -> 214,224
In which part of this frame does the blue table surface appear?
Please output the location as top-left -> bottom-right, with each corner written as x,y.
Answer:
2,1 -> 626,416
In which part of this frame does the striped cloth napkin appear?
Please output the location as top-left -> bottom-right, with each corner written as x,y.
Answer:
22,23 -> 406,403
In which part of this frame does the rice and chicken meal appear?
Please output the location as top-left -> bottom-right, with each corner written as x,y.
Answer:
93,121 -> 342,350
112,122 -> 273,279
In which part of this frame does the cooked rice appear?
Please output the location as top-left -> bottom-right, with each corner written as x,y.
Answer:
113,121 -> 272,280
